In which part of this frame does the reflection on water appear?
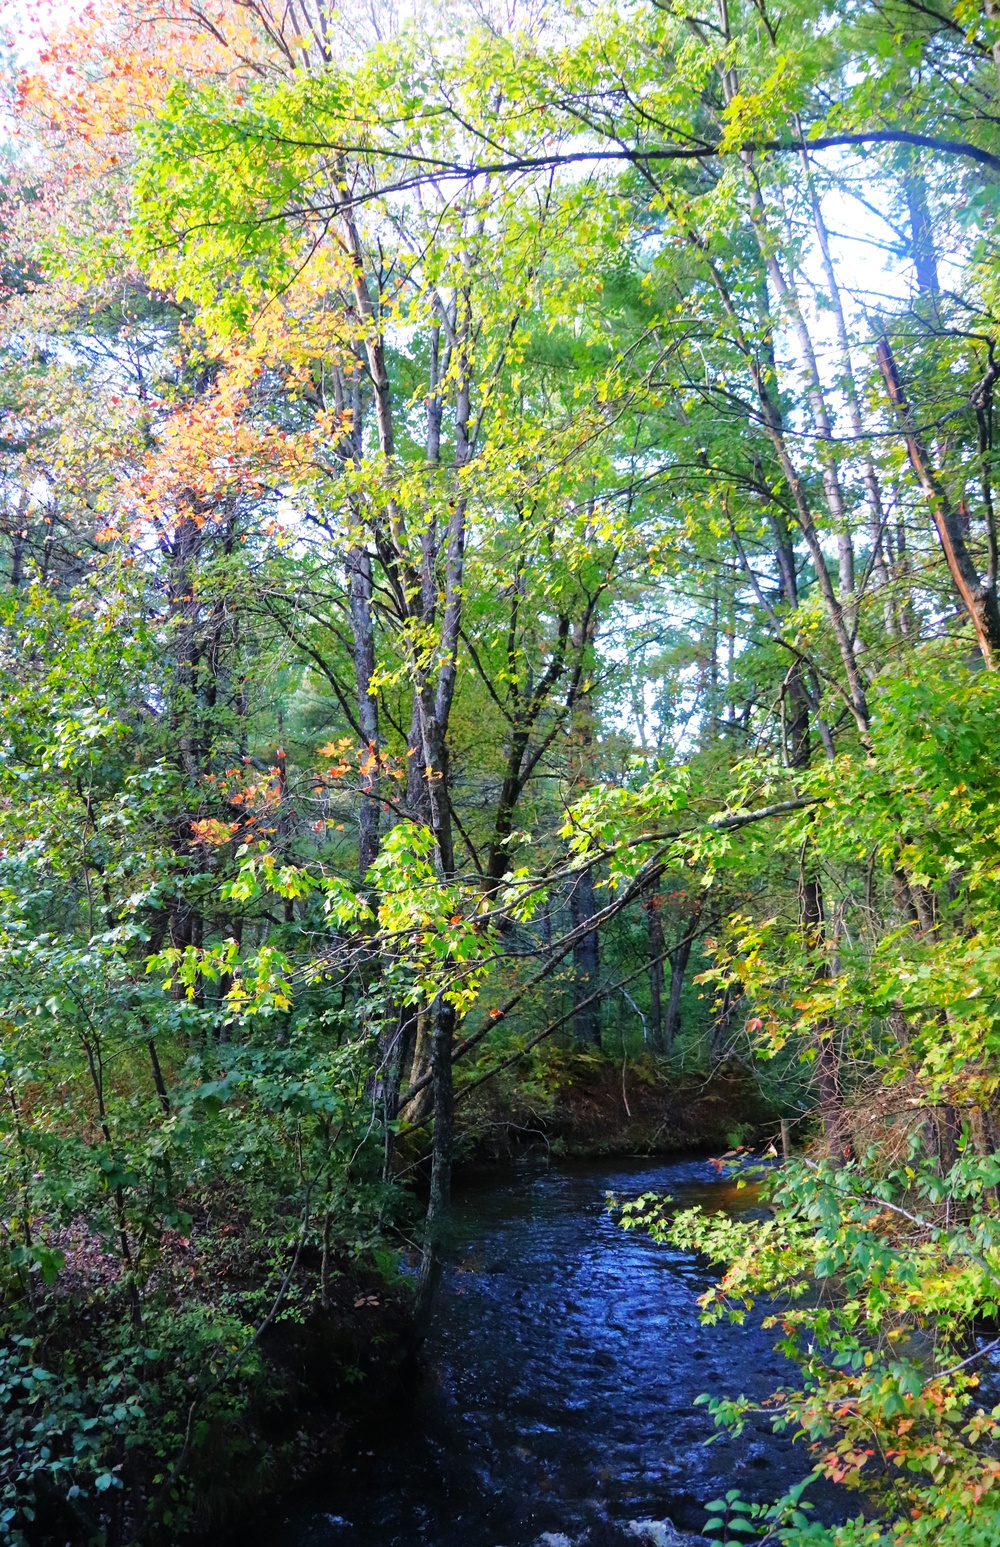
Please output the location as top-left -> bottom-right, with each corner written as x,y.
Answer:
241,1156 -> 842,1547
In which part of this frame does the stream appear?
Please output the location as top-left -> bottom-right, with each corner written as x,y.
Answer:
243,1155 -> 845,1547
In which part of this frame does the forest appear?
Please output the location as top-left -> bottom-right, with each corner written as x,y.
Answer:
3,0 -> 1000,1541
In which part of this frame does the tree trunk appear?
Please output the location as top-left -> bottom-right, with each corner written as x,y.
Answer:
800,150 -> 894,624
416,997 -> 455,1328
570,867 -> 601,1048
788,633 -> 850,1161
987,0 -> 1000,92
802,876 -> 852,1162
699,244 -> 870,733
743,158 -> 856,624
348,540 -> 380,875
877,335 -> 1000,666
399,1007 -> 433,1125
664,930 -> 694,1053
645,894 -> 665,1051
905,164 -> 940,302
376,1004 -> 418,1180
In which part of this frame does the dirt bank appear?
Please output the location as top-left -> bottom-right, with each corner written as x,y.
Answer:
207,1259 -> 415,1543
457,1053 -> 776,1161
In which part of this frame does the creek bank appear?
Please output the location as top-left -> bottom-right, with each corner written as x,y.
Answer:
197,1259 -> 415,1543
457,1054 -> 776,1160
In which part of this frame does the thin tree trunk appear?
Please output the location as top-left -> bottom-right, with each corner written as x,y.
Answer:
802,876 -> 852,1162
378,1005 -> 418,1180
986,0 -> 1000,92
484,612 -> 572,888
799,148 -> 893,620
695,239 -> 870,733
786,628 -> 850,1161
646,894 -> 665,1051
416,997 -> 455,1328
744,175 -> 856,620
664,931 -> 694,1052
147,1039 -> 169,1116
400,1007 -> 433,1124
877,336 -> 1000,665
348,540 -> 380,875
715,20 -> 859,645
905,163 -> 940,302
570,867 -> 601,1048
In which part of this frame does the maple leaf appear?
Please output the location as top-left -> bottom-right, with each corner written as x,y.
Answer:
190,818 -> 239,846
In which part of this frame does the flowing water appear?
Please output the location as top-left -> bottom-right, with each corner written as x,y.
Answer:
244,1155 -> 844,1547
